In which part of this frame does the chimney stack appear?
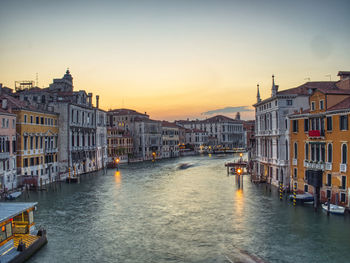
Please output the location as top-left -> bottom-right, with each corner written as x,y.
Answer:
96,95 -> 99,108
88,93 -> 92,106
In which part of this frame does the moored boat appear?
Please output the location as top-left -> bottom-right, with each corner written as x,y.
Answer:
0,202 -> 47,263
5,192 -> 22,201
321,203 -> 345,215
289,193 -> 314,204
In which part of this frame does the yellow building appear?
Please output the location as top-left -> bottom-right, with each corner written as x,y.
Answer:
4,94 -> 60,188
289,71 -> 350,207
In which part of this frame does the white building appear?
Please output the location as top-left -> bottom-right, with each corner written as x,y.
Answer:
253,75 -> 309,187
161,121 -> 180,158
185,128 -> 208,152
176,115 -> 244,149
95,105 -> 108,170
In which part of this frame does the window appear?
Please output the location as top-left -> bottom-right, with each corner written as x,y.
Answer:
340,115 -> 348,130
327,144 -> 332,163
294,142 -> 298,159
36,116 -> 39,124
321,144 -> 325,162
342,144 -> 347,164
341,193 -> 346,203
341,176 -> 346,189
285,140 -> 288,160
41,117 -> 44,124
304,119 -> 309,132
327,173 -> 331,186
30,116 -> 33,123
304,184 -> 308,193
326,190 -> 331,199
24,115 -> 27,123
320,100 -> 324,110
311,101 -> 315,111
327,116 -> 332,131
305,143 -> 309,160
292,120 -> 298,132
294,168 -> 297,179
287,100 -> 293,105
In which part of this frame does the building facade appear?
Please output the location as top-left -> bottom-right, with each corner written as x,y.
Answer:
289,71 -> 350,207
107,127 -> 133,164
161,121 -> 180,158
253,76 -> 310,187
108,109 -> 162,161
0,101 -> 17,191
176,115 -> 244,149
1,94 -> 60,188
185,128 -> 208,152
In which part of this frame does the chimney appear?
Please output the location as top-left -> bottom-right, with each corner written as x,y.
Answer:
2,98 -> 8,109
88,93 -> 92,106
96,95 -> 99,108
337,71 -> 350,90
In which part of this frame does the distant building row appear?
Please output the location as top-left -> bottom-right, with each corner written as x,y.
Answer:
0,70 -> 249,192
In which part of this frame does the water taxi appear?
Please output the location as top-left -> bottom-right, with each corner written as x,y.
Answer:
0,202 -> 47,263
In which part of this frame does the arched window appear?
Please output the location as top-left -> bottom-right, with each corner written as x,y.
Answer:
285,140 -> 289,160
305,143 -> 309,160
327,143 -> 332,163
294,142 -> 298,159
342,144 -> 347,164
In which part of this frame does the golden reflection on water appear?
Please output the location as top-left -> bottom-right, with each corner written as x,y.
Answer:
114,170 -> 122,186
234,189 -> 244,218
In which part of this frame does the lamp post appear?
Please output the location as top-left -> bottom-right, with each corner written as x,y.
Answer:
115,157 -> 120,171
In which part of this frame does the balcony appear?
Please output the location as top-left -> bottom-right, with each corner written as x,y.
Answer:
340,163 -> 347,173
304,160 -> 325,171
308,130 -> 325,138
0,152 -> 10,160
325,162 -> 332,171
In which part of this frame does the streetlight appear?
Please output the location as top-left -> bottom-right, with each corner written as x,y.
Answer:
115,157 -> 120,170
152,152 -> 156,162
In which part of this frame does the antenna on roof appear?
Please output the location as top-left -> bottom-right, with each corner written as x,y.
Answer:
325,74 -> 331,81
36,73 -> 39,87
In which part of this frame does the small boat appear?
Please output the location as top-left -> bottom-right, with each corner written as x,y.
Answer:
6,191 -> 22,200
322,203 -> 345,215
178,163 -> 193,169
289,193 -> 314,204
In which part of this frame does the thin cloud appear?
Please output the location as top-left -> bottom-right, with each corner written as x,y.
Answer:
202,106 -> 253,115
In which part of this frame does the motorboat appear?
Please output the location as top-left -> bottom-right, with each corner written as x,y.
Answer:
6,191 -> 22,200
322,203 -> 345,215
289,193 -> 314,204
178,163 -> 193,169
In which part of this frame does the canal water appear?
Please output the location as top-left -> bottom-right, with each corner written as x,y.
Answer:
19,154 -> 350,263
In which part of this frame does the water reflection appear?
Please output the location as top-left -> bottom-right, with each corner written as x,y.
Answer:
114,170 -> 121,186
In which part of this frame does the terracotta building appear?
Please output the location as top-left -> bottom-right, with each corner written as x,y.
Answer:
289,71 -> 350,207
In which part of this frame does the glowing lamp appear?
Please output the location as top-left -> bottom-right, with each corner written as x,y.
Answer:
237,168 -> 242,175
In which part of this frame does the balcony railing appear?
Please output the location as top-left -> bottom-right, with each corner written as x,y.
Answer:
304,160 -> 325,171
325,162 -> 332,171
340,163 -> 347,173
0,152 -> 10,159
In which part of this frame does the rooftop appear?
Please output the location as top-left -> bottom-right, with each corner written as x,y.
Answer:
0,202 -> 38,223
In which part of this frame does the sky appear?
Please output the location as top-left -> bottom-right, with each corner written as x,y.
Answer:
1,0 -> 349,121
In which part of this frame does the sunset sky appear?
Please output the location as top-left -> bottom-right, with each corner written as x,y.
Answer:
1,0 -> 349,121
